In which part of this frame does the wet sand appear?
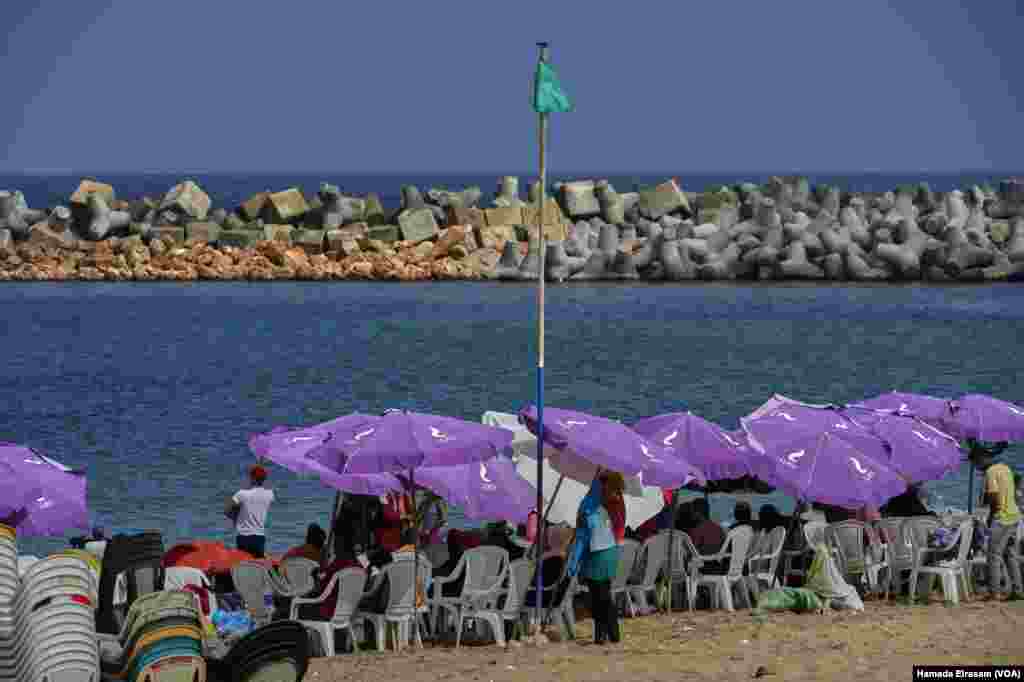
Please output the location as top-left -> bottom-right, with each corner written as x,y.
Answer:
308,600 -> 1024,681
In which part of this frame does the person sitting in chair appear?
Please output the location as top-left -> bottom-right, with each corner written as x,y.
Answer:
282,523 -> 326,564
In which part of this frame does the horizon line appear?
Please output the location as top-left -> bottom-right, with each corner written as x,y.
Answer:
2,168 -> 1021,177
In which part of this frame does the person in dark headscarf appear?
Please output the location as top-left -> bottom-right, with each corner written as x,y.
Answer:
757,504 -> 787,533
730,501 -> 756,531
879,484 -> 932,518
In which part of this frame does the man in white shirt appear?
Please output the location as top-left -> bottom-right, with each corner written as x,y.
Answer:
225,465 -> 275,558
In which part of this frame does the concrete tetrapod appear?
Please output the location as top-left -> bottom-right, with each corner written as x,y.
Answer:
595,181 -> 626,225
945,190 -> 969,231
609,250 -> 640,280
777,241 -> 825,280
565,222 -> 592,258
545,241 -> 586,282
516,239 -> 542,280
0,194 -> 28,239
494,177 -> 524,208
698,242 -> 741,280
1005,217 -> 1024,263
632,232 -> 664,269
85,194 -> 131,241
845,243 -> 890,281
873,217 -> 939,280
492,240 -> 524,280
597,222 -> 619,255
821,252 -> 846,280
569,251 -> 612,281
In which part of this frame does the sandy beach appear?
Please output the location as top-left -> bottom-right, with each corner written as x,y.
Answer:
308,600 -> 1024,681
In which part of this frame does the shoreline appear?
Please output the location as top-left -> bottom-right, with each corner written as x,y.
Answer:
2,175 -> 1023,283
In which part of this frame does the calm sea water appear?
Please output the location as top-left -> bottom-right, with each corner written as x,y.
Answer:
2,281 -> 1022,558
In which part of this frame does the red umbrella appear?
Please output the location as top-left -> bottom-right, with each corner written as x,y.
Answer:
163,540 -> 279,575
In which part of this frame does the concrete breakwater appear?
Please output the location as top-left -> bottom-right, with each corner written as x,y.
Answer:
1,175 -> 1023,282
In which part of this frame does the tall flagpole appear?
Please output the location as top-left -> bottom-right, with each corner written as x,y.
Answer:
533,40 -> 549,632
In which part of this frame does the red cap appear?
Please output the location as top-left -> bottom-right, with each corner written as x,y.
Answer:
250,465 -> 268,482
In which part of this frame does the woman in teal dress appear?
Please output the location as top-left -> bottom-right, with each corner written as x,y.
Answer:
567,472 -> 626,644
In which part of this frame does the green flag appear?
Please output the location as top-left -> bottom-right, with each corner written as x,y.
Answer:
532,60 -> 573,114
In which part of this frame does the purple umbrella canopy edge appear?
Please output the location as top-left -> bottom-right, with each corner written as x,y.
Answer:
0,443 -> 89,537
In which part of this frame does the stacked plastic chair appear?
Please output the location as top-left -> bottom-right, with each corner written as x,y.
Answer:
206,620 -> 311,682
0,523 -> 21,668
96,532 -> 166,637
97,590 -> 205,682
0,551 -> 100,682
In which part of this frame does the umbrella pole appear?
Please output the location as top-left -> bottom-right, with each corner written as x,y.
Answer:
967,462 -> 975,514
322,491 -> 342,571
775,500 -> 805,588
540,473 -> 566,533
664,488 -> 680,612
409,467 -> 422,648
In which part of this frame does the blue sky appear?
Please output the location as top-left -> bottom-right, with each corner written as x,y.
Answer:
1,0 -> 1021,173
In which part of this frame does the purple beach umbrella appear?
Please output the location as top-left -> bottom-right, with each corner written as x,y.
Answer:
739,414 -> 908,510
411,457 -> 536,523
849,391 -> 1024,443
307,411 -> 515,476
749,395 -> 964,484
249,418 -> 403,496
848,391 -> 955,425
0,443 -> 89,537
631,411 -> 753,482
518,406 -> 706,488
948,394 -> 1024,443
841,406 -> 964,483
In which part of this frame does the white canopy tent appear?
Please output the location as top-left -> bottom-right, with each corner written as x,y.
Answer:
482,411 -> 666,528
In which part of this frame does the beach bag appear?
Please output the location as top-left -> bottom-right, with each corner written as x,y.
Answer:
805,543 -> 864,611
756,587 -> 823,612
211,609 -> 254,637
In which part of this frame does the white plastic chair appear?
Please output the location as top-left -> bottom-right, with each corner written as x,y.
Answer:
825,521 -> 884,593
4,605 -> 99,682
440,547 -> 510,645
356,556 -> 432,652
163,566 -> 210,591
686,525 -> 755,612
17,555 -> 40,578
0,555 -> 99,682
423,543 -> 450,570
891,517 -> 939,598
95,590 -> 201,673
430,546 -> 509,637
746,527 -> 786,596
231,560 -> 272,624
609,540 -> 640,617
658,530 -> 694,612
456,558 -> 531,648
625,533 -> 668,614
272,557 -> 319,598
291,567 -> 367,657
909,519 -> 973,604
